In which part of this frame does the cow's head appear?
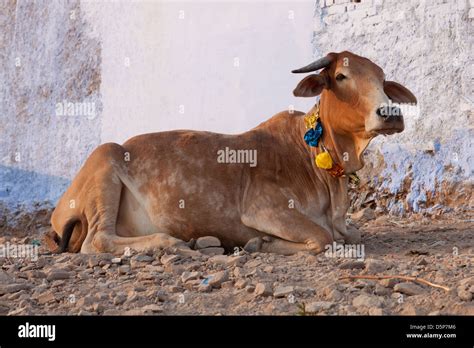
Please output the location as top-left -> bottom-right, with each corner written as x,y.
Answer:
292,51 -> 417,137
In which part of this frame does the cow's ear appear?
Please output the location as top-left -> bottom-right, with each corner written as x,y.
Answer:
384,81 -> 417,104
293,73 -> 327,97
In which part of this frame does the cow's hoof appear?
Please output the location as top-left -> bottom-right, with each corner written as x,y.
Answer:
345,225 -> 362,244
244,237 -> 263,253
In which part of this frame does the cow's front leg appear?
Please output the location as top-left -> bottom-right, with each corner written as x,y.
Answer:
241,207 -> 333,255
82,232 -> 189,255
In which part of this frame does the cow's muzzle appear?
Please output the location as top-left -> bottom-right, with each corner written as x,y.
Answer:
366,106 -> 405,135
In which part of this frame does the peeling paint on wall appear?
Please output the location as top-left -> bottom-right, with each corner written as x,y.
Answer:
0,0 -> 102,208
315,0 -> 473,214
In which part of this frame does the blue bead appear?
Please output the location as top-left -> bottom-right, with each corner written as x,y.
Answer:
304,122 -> 323,147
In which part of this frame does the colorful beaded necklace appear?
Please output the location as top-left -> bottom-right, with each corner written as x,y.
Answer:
303,103 -> 358,182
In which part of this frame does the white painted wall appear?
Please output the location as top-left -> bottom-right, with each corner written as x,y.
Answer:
1,0 -> 472,215
1,0 -> 315,208
314,0 -> 473,214
82,0 -> 316,143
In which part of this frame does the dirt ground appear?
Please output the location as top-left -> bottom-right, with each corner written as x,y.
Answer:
0,207 -> 473,316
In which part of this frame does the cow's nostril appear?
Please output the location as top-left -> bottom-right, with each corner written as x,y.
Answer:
377,106 -> 401,118
376,107 -> 387,118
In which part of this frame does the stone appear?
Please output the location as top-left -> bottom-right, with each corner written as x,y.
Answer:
393,282 -> 425,296
380,278 -> 399,288
368,307 -> 384,315
400,303 -> 420,315
417,258 -> 428,266
160,254 -> 179,265
199,247 -> 225,256
305,301 -> 334,312
118,265 -> 131,275
0,304 -> 10,315
111,257 -> 122,264
234,279 -> 247,289
113,294 -> 127,305
245,284 -> 256,293
352,294 -> 384,308
339,260 -> 366,269
244,259 -> 262,269
375,283 -> 390,296
327,289 -> 343,301
0,283 -> 31,295
226,255 -> 248,267
92,303 -> 105,313
457,286 -> 472,301
133,254 -> 154,263
254,283 -> 272,297
181,271 -> 200,283
206,270 -> 229,288
46,269 -> 71,281
130,255 -> 154,268
197,283 -> 212,292
36,291 -> 56,305
156,290 -> 168,302
88,258 -> 99,268
350,207 -> 375,223
195,236 -> 221,249
0,270 -> 13,283
103,309 -> 123,315
263,265 -> 274,273
221,281 -> 234,289
273,285 -> 294,298
76,296 -> 96,308
207,255 -> 229,265
142,304 -> 163,313
365,259 -> 387,273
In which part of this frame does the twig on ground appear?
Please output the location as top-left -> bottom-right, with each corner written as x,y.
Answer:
339,274 -> 451,292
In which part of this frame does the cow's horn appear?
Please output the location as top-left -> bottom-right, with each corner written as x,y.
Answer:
291,56 -> 333,73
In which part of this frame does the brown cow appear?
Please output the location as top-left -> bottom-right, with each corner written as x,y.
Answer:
46,51 -> 417,255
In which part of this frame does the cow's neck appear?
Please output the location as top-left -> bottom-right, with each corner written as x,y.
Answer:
316,94 -> 373,175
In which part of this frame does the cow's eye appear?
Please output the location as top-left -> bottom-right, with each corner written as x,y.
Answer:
336,73 -> 346,81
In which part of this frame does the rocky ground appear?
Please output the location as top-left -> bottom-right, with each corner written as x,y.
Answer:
0,208 -> 473,316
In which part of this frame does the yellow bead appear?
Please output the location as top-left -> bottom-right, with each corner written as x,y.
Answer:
315,152 -> 333,169
304,114 -> 317,129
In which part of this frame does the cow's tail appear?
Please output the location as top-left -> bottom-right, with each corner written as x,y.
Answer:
45,216 -> 88,254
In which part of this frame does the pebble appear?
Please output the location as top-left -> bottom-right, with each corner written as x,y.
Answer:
46,269 -> 71,281
352,294 -> 384,308
380,278 -> 399,288
393,282 -> 425,296
350,207 -> 375,223
207,255 -> 229,265
181,271 -> 200,283
305,301 -> 334,312
142,304 -> 163,313
206,270 -> 229,288
254,283 -> 272,297
195,236 -> 221,249
368,307 -> 384,315
199,247 -> 225,256
36,291 -> 56,305
0,283 -> 31,295
161,254 -> 180,265
273,285 -> 294,298
113,294 -> 127,305
245,284 -> 256,293
118,265 -> 131,275
375,283 -> 390,296
339,260 -> 366,270
400,303 -> 420,315
111,257 -> 122,264
365,259 -> 387,273
234,279 -> 247,289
